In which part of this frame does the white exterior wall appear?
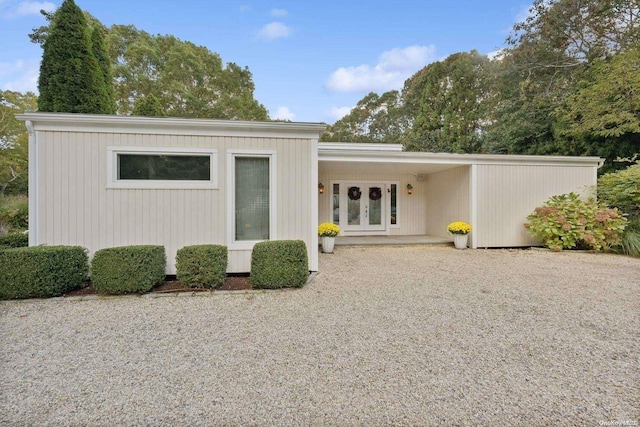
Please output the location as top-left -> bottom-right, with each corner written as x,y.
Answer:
424,166 -> 471,243
318,171 -> 427,235
26,115 -> 322,274
475,165 -> 597,248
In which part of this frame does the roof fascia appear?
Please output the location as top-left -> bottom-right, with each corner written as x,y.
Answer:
319,150 -> 604,167
17,112 -> 327,139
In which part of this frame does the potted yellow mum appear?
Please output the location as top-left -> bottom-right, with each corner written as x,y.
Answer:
447,221 -> 472,249
318,222 -> 340,253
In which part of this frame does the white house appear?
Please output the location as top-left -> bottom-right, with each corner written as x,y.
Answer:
19,113 -> 603,273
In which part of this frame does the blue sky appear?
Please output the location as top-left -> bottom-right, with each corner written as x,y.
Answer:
0,0 -> 532,123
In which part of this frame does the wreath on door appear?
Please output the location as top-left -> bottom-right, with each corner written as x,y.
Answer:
369,187 -> 382,201
348,186 -> 362,201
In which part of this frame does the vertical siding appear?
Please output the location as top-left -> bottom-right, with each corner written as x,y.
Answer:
317,171 -> 427,235
424,166 -> 470,240
475,165 -> 597,247
36,131 -> 314,274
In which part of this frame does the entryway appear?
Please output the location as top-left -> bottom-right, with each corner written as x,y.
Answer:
332,181 -> 389,235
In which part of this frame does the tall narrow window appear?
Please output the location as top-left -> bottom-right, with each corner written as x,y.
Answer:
390,184 -> 397,225
235,157 -> 270,241
332,183 -> 340,225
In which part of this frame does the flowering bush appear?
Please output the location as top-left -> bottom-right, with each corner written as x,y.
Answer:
318,222 -> 340,237
447,221 -> 472,235
524,193 -> 627,251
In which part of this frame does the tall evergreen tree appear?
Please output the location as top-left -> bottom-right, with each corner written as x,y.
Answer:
37,0 -> 112,113
90,26 -> 116,114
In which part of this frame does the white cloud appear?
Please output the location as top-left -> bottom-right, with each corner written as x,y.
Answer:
1,1 -> 55,18
326,106 -> 352,121
0,58 -> 39,93
326,45 -> 437,93
14,1 -> 55,15
487,48 -> 507,61
273,106 -> 296,121
270,8 -> 287,17
256,21 -> 291,41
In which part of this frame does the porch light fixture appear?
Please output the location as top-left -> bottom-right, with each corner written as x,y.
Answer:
318,182 -> 325,194
406,184 -> 413,195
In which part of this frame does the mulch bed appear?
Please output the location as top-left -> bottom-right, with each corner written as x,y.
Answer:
64,275 -> 252,297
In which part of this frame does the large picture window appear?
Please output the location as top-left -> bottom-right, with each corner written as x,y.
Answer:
227,150 -> 276,248
118,154 -> 210,181
108,147 -> 217,189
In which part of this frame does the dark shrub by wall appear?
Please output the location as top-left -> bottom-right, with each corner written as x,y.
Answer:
0,232 -> 28,249
250,240 -> 308,289
91,245 -> 166,294
0,245 -> 88,299
176,244 -> 227,288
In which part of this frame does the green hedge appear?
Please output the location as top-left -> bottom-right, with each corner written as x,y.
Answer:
176,244 -> 227,288
91,245 -> 166,294
0,246 -> 89,299
250,240 -> 308,289
0,232 -> 28,249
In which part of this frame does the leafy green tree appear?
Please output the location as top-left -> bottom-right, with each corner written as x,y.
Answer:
485,0 -> 640,158
551,45 -> 640,170
321,91 -> 407,143
0,91 -> 36,196
107,25 -> 268,119
404,51 -> 492,153
32,9 -> 266,120
37,0 -> 113,113
132,94 -> 165,117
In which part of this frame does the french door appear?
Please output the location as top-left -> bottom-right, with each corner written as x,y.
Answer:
341,183 -> 386,232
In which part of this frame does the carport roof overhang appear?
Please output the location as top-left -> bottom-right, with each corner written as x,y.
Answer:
319,146 -> 605,175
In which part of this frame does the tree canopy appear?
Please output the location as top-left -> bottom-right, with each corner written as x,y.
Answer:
0,90 -> 36,195
324,0 -> 639,170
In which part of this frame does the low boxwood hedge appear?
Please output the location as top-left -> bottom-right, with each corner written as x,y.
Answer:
250,240 -> 308,289
0,232 -> 28,249
176,244 -> 227,288
91,245 -> 166,294
0,245 -> 89,299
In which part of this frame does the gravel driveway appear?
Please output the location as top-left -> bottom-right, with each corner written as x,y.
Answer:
1,246 -> 639,426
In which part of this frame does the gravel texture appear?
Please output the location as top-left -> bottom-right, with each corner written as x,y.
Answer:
1,246 -> 639,426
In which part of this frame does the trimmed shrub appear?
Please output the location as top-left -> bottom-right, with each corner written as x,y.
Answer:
0,195 -> 29,231
251,240 -> 308,289
91,245 -> 166,294
0,232 -> 28,249
524,192 -> 627,251
0,245 -> 88,299
176,244 -> 227,288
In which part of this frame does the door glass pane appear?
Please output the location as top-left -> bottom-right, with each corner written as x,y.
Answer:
347,186 -> 361,226
332,183 -> 339,224
235,157 -> 269,241
369,186 -> 382,225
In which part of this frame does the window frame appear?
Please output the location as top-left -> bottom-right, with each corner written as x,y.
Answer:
107,146 -> 218,189
226,149 -> 277,250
